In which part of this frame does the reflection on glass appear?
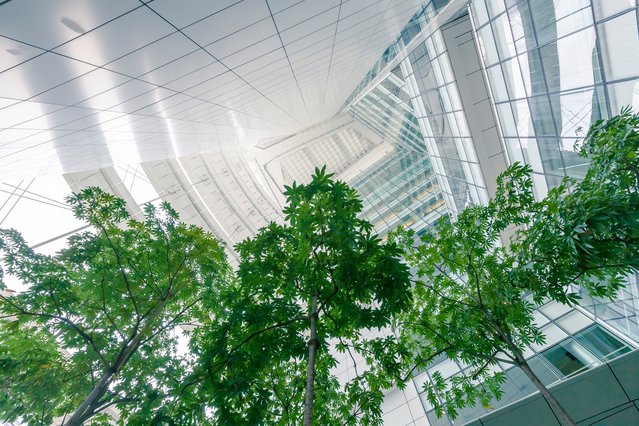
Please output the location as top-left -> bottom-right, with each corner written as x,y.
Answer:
575,325 -> 632,361
542,341 -> 593,377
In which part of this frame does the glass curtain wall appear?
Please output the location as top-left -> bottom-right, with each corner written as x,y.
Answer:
349,67 -> 448,237
400,29 -> 489,217
415,301 -> 633,425
469,0 -> 639,345
470,0 -> 639,196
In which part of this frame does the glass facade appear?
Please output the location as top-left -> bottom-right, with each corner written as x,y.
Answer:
415,302 -> 633,425
352,150 -> 446,237
401,29 -> 489,215
343,0 -> 454,110
471,0 -> 639,196
350,67 -> 427,154
349,68 -> 448,237
345,2 -> 639,424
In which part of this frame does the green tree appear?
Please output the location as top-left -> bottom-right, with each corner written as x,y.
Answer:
0,187 -> 231,425
393,109 -> 639,426
189,167 -> 412,425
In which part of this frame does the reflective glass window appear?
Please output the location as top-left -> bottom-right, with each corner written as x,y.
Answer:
492,13 -> 517,60
530,0 -> 559,46
528,95 -> 557,136
599,11 -> 639,81
538,138 -> 565,176
508,2 -> 536,54
557,310 -> 591,334
486,0 -> 506,18
575,325 -> 632,361
607,79 -> 639,113
542,340 -> 595,377
487,64 -> 509,101
502,57 -> 527,100
478,25 -> 500,65
549,88 -> 598,138
504,138 -> 525,163
471,0 -> 490,27
496,102 -> 518,136
592,0 -> 636,20
555,2 -> 593,39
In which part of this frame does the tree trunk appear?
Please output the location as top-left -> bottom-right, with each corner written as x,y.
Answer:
516,355 -> 576,426
64,370 -> 114,426
64,300 -> 169,425
303,294 -> 319,426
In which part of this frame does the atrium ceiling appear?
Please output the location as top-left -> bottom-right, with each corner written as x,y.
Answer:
0,0 -> 426,181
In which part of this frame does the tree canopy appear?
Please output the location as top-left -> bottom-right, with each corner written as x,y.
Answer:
0,187 -> 231,425
0,109 -> 638,425
188,166 -> 412,425
393,108 -> 639,426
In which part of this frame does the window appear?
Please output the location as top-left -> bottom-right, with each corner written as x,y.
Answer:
575,325 -> 632,361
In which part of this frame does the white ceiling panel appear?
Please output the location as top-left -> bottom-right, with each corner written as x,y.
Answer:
105,32 -> 198,77
207,19 -> 278,60
138,49 -> 216,86
267,0 -> 305,15
107,87 -> 176,115
0,0 -> 140,50
163,61 -> 228,93
272,0 -> 340,31
181,0 -> 271,47
286,24 -> 336,55
0,0 -> 425,181
75,79 -> 159,111
234,48 -> 287,76
0,101 -> 63,129
16,106 -> 97,131
0,37 -> 45,74
0,54 -> 95,100
53,7 -> 176,67
278,10 -> 339,45
215,36 -> 282,69
148,0 -> 242,30
33,68 -> 132,105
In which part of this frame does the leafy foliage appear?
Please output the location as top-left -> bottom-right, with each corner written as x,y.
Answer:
393,109 -> 639,425
0,187 -> 231,425
189,166 -> 412,425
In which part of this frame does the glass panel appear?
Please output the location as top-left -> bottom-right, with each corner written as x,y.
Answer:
506,367 -> 537,397
538,323 -> 569,349
607,79 -> 639,114
555,2 -> 593,39
557,310 -> 591,334
508,2 -> 536,54
529,96 -> 558,136
487,65 -> 509,102
592,0 -> 636,20
530,0 -> 559,46
428,357 -> 460,379
542,28 -> 598,92
549,88 -> 597,138
599,11 -> 639,81
471,0 -> 491,28
502,57 -> 527,100
512,99 -> 534,137
486,0 -> 506,18
496,103 -> 517,136
542,340 -> 594,377
539,300 -> 572,319
575,325 -> 632,361
532,309 -> 551,327
528,355 -> 561,385
492,13 -> 517,60
478,25 -> 500,65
